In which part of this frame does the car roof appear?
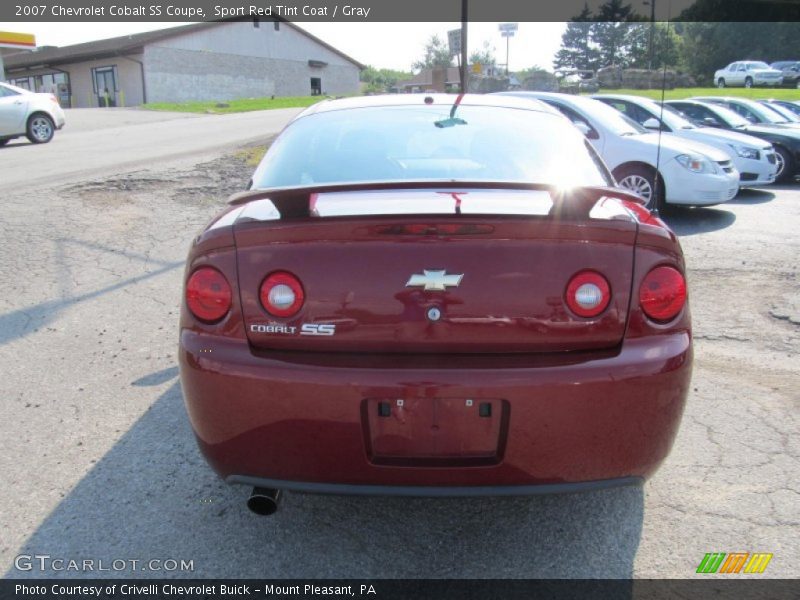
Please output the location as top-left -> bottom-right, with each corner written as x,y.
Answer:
497,91 -> 607,111
666,99 -> 712,105
294,93 -> 557,120
692,96 -> 759,106
592,94 -> 661,105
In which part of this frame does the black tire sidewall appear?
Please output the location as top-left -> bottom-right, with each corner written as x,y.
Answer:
775,146 -> 794,183
26,114 -> 55,144
616,165 -> 663,212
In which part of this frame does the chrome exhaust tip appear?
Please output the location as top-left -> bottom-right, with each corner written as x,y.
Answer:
247,487 -> 282,516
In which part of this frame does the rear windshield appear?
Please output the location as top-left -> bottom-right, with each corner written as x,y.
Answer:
251,104 -> 613,190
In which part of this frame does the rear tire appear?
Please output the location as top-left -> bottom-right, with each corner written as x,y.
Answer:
615,165 -> 664,212
774,146 -> 794,183
745,77 -> 753,88
717,78 -> 726,88
26,114 -> 55,144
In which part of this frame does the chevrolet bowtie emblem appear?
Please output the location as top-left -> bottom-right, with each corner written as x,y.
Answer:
406,270 -> 464,291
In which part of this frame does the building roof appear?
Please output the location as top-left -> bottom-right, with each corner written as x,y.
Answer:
3,20 -> 365,71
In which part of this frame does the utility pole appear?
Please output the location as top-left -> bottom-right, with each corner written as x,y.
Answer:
460,0 -> 468,93
499,23 -> 518,76
645,0 -> 657,70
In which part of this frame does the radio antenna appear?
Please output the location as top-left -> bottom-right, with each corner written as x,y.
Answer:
652,0 -> 672,219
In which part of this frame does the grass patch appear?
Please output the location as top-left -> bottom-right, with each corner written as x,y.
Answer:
587,87 -> 800,101
235,145 -> 269,167
142,96 -> 327,114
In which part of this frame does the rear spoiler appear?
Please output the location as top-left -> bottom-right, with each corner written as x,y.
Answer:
226,182 -> 648,222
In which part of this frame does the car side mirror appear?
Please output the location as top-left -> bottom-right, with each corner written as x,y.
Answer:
642,117 -> 661,130
573,121 -> 599,140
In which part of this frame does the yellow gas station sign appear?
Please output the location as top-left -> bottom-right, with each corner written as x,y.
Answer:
0,31 -> 36,49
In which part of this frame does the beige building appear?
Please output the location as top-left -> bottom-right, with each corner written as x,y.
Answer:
2,21 -> 363,108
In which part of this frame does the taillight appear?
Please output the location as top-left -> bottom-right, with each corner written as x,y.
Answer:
565,270 -> 611,318
260,271 -> 304,318
185,267 -> 232,323
639,266 -> 686,322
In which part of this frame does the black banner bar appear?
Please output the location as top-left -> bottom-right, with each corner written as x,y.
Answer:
3,0 -> 800,22
2,580 -> 800,600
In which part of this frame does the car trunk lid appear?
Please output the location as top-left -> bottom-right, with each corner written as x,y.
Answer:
233,187 -> 639,354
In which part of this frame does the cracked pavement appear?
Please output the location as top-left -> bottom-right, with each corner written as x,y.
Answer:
0,109 -> 797,579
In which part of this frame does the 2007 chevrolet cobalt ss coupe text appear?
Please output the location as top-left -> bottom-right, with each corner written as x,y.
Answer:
179,95 -> 692,515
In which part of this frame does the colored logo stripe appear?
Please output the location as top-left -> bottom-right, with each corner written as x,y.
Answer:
719,553 -> 748,573
697,553 -> 726,573
697,552 -> 772,574
744,553 -> 773,574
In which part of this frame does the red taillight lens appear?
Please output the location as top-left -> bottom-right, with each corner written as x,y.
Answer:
565,270 -> 611,318
639,266 -> 686,322
185,267 -> 232,322
260,271 -> 304,318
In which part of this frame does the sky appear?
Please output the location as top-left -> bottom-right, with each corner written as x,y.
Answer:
3,21 -> 567,72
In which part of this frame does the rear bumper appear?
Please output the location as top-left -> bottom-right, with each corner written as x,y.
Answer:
179,330 -> 692,491
52,108 -> 66,129
228,474 -> 643,497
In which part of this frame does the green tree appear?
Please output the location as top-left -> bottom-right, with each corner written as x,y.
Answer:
627,23 -> 680,70
360,65 -> 413,93
591,0 -> 640,67
679,22 -> 800,84
553,5 -> 601,71
469,41 -> 496,68
516,65 -> 548,80
412,35 -> 453,71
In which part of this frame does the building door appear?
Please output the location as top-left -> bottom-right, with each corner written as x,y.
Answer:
94,67 -> 117,107
310,77 -> 322,96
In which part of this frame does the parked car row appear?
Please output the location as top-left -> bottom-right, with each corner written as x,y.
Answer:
664,97 -> 800,182
499,92 -> 751,211
713,60 -> 800,89
495,92 -> 800,211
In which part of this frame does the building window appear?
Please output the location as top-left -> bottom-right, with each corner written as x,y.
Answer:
253,18 -> 259,28
310,77 -> 322,96
34,72 -> 68,94
11,76 -> 33,90
274,20 -> 280,31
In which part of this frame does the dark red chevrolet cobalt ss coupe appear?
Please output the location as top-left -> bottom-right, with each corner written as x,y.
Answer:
179,94 -> 691,515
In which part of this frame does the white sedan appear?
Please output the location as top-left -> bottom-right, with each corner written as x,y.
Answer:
499,92 -> 740,211
594,94 -> 778,186
0,81 -> 66,145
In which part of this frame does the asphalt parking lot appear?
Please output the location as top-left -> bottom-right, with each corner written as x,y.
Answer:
0,108 -> 797,579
